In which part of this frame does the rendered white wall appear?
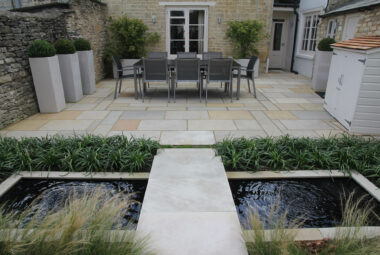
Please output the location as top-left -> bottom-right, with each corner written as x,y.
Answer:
293,0 -> 328,77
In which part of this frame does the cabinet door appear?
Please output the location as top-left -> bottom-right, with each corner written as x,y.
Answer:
335,52 -> 365,129
324,51 -> 342,115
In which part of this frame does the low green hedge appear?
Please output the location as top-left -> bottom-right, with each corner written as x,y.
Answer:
0,135 -> 160,182
214,135 -> 380,186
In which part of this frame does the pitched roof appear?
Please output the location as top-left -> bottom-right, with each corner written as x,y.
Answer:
323,0 -> 380,16
332,36 -> 380,50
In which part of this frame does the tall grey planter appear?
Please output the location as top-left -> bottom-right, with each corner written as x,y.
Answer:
78,50 -> 96,95
57,53 -> 83,102
312,50 -> 333,92
113,59 -> 140,79
29,56 -> 66,113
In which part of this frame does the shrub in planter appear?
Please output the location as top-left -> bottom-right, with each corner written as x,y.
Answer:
106,15 -> 160,78
28,40 -> 66,113
226,20 -> 264,77
54,38 -> 83,102
74,38 -> 96,95
318,37 -> 336,51
312,38 -> 336,91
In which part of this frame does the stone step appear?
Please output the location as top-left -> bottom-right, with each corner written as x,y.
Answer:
137,148 -> 248,255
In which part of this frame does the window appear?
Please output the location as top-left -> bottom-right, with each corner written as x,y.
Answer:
301,13 -> 319,52
166,7 -> 208,57
326,19 -> 337,39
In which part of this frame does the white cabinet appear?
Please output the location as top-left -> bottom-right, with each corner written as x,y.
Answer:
324,42 -> 380,134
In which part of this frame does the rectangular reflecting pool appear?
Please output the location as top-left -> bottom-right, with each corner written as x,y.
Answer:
229,178 -> 380,229
0,179 -> 148,229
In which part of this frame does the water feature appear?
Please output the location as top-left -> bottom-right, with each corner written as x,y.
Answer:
0,179 -> 147,229
229,178 -> 380,229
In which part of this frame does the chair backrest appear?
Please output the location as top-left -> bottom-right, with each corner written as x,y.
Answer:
147,52 -> 168,59
202,52 -> 222,60
207,58 -> 233,82
143,58 -> 168,82
247,56 -> 258,79
177,52 -> 197,59
112,56 -> 123,78
175,58 -> 200,82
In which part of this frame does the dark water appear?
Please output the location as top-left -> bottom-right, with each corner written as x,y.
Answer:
229,178 -> 380,229
0,179 -> 147,229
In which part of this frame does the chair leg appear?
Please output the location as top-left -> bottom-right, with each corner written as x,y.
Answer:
205,82 -> 208,103
142,82 -> 145,102
138,78 -> 142,99
119,79 -> 122,93
220,82 -> 223,88
199,82 -> 202,102
168,81 -> 170,103
114,79 -> 119,99
148,82 -> 150,88
230,81 -> 233,102
174,82 -> 176,103
252,78 -> 257,98
247,78 -> 251,93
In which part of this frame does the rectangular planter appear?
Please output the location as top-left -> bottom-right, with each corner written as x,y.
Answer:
113,59 -> 140,79
312,50 -> 333,92
77,50 -> 96,95
29,56 -> 66,113
57,53 -> 83,102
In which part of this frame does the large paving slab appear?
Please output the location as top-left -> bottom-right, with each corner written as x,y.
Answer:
137,149 -> 247,255
160,131 -> 215,145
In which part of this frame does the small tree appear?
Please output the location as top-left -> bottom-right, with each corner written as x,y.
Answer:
226,20 -> 264,58
108,15 -> 159,58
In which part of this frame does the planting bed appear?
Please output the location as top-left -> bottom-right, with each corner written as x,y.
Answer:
229,178 -> 380,229
0,179 -> 148,228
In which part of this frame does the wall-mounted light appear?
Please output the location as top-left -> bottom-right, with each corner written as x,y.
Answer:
152,16 -> 156,24
218,17 -> 222,24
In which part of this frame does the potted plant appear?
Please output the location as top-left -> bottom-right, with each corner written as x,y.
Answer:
74,38 -> 96,95
107,16 -> 159,78
312,37 -> 336,92
226,20 -> 263,77
28,39 -> 66,113
54,38 -> 83,102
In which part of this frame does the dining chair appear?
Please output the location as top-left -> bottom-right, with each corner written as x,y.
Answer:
112,56 -> 142,99
173,58 -> 201,102
233,56 -> 258,98
147,52 -> 168,59
202,52 -> 222,60
205,58 -> 233,102
142,58 -> 170,102
177,52 -> 197,59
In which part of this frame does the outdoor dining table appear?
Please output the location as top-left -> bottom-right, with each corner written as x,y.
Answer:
132,59 -> 242,100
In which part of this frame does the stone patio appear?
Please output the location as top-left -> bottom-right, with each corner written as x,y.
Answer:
0,72 -> 347,144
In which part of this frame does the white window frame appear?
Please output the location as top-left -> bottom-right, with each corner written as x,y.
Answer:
300,12 -> 319,53
165,6 -> 209,58
326,19 -> 337,39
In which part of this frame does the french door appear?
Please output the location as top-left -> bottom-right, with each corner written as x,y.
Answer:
166,7 -> 208,58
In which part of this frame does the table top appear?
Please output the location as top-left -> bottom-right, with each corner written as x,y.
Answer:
133,59 -> 241,68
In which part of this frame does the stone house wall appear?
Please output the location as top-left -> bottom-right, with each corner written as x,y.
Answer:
317,5 -> 380,44
65,0 -> 108,81
104,0 -> 274,72
0,10 -> 67,129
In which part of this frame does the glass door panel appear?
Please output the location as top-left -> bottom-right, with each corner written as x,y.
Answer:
167,8 -> 207,57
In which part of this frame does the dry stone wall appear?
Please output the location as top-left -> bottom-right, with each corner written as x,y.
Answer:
0,10 -> 67,129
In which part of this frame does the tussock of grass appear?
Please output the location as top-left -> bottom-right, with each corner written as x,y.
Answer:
0,135 -> 160,181
214,135 -> 380,186
244,192 -> 380,255
0,188 -> 154,255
